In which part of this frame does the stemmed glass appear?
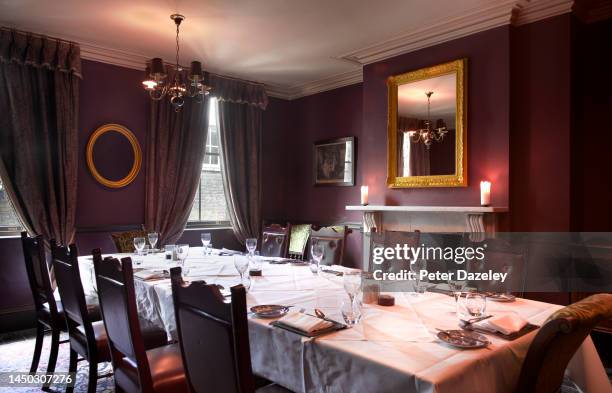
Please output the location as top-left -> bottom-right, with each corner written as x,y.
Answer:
147,232 -> 159,252
245,238 -> 257,256
342,271 -> 363,326
410,258 -> 427,295
176,244 -> 190,276
201,233 -> 212,255
133,237 -> 146,256
447,277 -> 467,311
234,255 -> 249,288
310,243 -> 324,274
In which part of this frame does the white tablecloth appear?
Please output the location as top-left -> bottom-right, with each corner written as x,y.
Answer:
78,248 -> 611,393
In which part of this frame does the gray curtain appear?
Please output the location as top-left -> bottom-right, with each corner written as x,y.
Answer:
212,74 -> 267,244
0,28 -> 81,244
144,68 -> 209,246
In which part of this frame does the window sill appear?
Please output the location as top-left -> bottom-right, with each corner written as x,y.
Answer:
184,225 -> 233,231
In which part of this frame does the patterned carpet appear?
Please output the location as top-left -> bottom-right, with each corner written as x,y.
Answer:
0,330 -> 113,393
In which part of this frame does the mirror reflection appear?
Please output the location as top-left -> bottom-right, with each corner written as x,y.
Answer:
396,73 -> 456,177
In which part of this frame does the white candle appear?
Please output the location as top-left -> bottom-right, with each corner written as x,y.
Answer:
360,185 -> 369,205
480,181 -> 491,206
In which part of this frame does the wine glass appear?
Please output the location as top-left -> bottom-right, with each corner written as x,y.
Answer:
343,271 -> 362,304
458,293 -> 487,320
410,258 -> 427,295
201,232 -> 212,255
176,244 -> 190,275
447,277 -> 467,310
245,238 -> 257,256
234,255 -> 249,286
310,243 -> 324,274
133,237 -> 146,256
147,232 -> 159,252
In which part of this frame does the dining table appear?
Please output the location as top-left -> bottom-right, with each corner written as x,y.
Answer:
78,246 -> 611,393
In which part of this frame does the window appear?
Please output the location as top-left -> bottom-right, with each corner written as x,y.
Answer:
0,179 -> 23,235
188,98 -> 230,226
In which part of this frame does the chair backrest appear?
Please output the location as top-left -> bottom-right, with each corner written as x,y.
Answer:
308,225 -> 349,266
261,223 -> 291,258
20,232 -> 57,315
51,241 -> 94,337
110,230 -> 147,253
288,223 -> 311,260
171,268 -> 255,393
93,251 -> 153,390
515,293 -> 612,393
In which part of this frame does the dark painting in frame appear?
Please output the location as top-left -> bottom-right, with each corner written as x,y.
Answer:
313,137 -> 355,186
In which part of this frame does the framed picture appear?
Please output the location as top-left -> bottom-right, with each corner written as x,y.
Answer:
313,137 -> 355,186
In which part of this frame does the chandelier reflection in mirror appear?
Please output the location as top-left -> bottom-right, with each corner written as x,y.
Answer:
407,91 -> 448,148
142,14 -> 211,112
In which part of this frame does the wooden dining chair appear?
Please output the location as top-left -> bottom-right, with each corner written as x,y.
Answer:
170,268 -> 291,393
308,225 -> 351,266
514,293 -> 612,393
52,243 -> 168,393
21,232 -> 70,379
94,254 -> 188,393
110,229 -> 147,253
288,224 -> 311,260
261,223 -> 291,258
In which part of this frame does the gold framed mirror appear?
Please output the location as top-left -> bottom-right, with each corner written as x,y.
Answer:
387,58 -> 467,188
86,123 -> 142,188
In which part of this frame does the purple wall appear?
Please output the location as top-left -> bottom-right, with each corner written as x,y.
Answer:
362,26 -> 510,208
510,15 -> 572,232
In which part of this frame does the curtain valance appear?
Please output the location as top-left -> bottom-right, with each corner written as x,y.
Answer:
209,73 -> 268,110
0,28 -> 82,78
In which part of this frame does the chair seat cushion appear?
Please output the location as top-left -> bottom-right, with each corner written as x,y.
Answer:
115,343 -> 187,393
72,319 -> 167,362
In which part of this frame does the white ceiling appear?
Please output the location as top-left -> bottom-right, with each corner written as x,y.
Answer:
0,0 -> 573,98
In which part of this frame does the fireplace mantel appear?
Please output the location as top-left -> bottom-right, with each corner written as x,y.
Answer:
346,205 -> 508,213
345,205 -> 508,235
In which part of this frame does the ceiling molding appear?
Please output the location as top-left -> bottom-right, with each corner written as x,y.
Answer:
512,0 -> 574,25
337,0 -> 518,66
80,41 -> 147,71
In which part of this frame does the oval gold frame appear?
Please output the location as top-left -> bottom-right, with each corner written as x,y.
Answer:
387,58 -> 467,188
86,124 -> 142,188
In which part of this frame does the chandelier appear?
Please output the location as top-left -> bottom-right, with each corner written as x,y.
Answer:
407,91 -> 447,148
142,14 -> 211,111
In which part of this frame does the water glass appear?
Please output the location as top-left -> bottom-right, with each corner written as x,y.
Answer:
133,237 -> 146,256
447,278 -> 467,310
458,293 -> 487,320
234,255 -> 249,286
341,297 -> 362,327
250,251 -> 262,274
201,232 -> 212,255
147,232 -> 159,251
176,244 -> 190,276
165,244 -> 176,261
310,243 -> 324,274
245,238 -> 257,256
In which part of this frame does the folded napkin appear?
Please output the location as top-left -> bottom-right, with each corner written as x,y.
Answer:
475,314 -> 528,335
277,311 -> 333,334
133,269 -> 169,281
220,248 -> 242,255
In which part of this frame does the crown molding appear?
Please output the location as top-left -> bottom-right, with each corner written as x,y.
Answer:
80,41 -> 148,70
265,68 -> 363,100
337,0 -> 518,66
513,0 -> 574,25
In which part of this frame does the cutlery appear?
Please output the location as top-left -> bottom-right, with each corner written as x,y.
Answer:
314,308 -> 347,327
460,314 -> 493,325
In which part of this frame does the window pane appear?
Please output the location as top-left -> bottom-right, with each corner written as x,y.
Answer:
0,179 -> 23,234
189,97 -> 229,224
